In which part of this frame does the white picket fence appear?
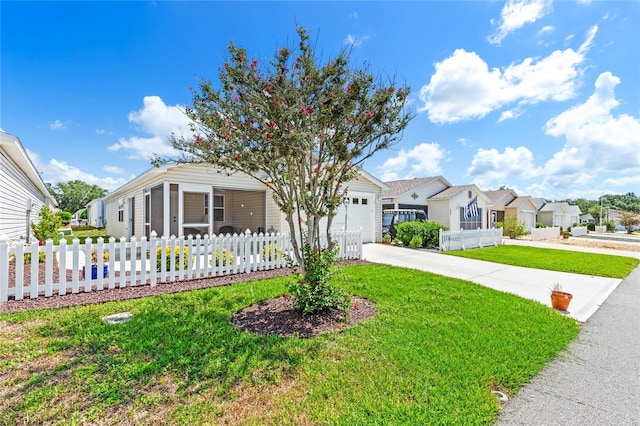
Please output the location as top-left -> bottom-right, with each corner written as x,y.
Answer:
439,228 -> 503,251
0,231 -> 362,302
571,226 -> 588,237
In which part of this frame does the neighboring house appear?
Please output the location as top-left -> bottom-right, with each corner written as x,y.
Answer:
104,162 -> 386,243
86,198 -> 106,228
580,213 -> 595,224
427,184 -> 492,230
484,189 -> 518,226
381,176 -> 452,216
71,208 -> 87,226
537,202 -> 580,229
504,196 -> 539,231
0,131 -> 57,242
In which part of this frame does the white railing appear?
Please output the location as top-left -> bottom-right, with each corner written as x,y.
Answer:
530,227 -> 560,241
439,228 -> 503,251
0,231 -> 361,302
571,227 -> 588,237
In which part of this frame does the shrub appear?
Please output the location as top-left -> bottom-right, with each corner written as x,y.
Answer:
603,220 -> 616,232
57,211 -> 72,225
502,216 -> 526,239
382,233 -> 392,244
535,222 -> 546,228
262,243 -> 283,262
20,252 -> 46,264
31,206 -> 61,243
396,220 -> 447,249
212,249 -> 235,267
586,222 -> 595,231
286,245 -> 349,315
409,235 -> 423,249
156,246 -> 190,272
496,221 -> 504,229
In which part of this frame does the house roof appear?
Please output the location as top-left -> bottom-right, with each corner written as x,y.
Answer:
539,202 -> 568,213
0,130 -> 58,207
105,162 -> 387,200
382,176 -> 449,197
505,196 -> 539,209
484,189 -> 519,209
429,184 -> 473,200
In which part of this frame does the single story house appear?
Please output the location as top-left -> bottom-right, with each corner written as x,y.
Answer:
537,202 -> 580,229
381,176 -> 451,216
86,198 -> 106,228
504,196 -> 539,231
427,184 -> 492,230
580,213 -> 595,224
484,189 -> 518,226
0,131 -> 57,242
103,162 -> 386,243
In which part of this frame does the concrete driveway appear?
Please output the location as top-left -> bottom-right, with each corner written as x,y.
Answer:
361,242 -> 633,323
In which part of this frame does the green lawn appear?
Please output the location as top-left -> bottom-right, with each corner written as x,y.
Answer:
0,264 -> 579,425
61,226 -> 110,245
445,245 -> 639,279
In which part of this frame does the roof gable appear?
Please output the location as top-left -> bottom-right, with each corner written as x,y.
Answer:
382,176 -> 450,197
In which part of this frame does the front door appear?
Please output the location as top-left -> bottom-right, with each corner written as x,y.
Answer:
128,197 -> 135,238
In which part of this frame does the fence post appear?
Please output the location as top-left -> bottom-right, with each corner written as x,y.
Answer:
59,239 -> 67,296
0,234 -> 8,302
150,232 -> 158,287
15,241 -> 24,300
71,238 -> 80,294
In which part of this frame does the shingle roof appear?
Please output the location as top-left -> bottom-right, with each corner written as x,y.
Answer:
505,196 -> 537,209
429,185 -> 473,200
382,176 -> 441,197
484,189 -> 516,203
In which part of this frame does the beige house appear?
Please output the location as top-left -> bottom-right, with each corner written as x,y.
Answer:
484,189 -> 518,226
427,185 -> 492,230
0,131 -> 57,242
504,196 -> 539,231
381,176 -> 451,216
104,163 -> 386,243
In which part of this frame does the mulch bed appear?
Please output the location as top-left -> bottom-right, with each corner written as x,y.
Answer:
233,295 -> 377,338
1,261 -> 376,339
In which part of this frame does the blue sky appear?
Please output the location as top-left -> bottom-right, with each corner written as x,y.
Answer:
2,1 -> 638,200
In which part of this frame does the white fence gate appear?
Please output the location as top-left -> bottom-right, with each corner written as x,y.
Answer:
530,227 -> 560,241
439,228 -> 503,251
0,231 -> 362,302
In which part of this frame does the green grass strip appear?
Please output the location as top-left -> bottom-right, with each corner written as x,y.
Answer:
445,245 -> 639,278
0,264 -> 580,425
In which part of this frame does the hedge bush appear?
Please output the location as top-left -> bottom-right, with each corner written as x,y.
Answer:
396,220 -> 447,249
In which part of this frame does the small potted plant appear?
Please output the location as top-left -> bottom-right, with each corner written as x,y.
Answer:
83,250 -> 109,279
550,283 -> 572,311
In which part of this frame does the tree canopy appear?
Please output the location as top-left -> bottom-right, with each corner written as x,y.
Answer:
49,180 -> 108,214
167,25 -> 413,271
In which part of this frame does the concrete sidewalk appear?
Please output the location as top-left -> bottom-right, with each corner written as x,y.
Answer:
361,243 -> 625,323
496,264 -> 640,425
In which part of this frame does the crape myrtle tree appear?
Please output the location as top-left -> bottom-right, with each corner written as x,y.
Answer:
167,26 -> 412,311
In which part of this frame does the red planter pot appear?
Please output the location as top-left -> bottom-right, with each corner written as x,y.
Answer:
551,290 -> 573,311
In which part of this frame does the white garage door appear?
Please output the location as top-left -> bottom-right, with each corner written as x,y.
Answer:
522,212 -> 535,231
320,196 -> 372,243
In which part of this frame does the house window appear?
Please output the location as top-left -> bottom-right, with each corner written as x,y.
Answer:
352,198 -> 359,205
361,198 -> 368,205
213,195 -> 224,222
460,207 -> 482,230
118,200 -> 124,222
468,190 -> 473,199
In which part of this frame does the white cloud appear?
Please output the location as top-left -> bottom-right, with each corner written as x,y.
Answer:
103,165 -> 125,174
603,174 -> 640,187
96,129 -> 105,135
489,0 -> 552,45
377,142 -> 447,181
537,25 -> 555,37
49,119 -> 68,130
108,96 -> 190,160
419,26 -> 597,124
26,149 -> 129,192
344,34 -> 369,47
466,146 -> 542,187
544,72 -> 640,174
